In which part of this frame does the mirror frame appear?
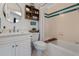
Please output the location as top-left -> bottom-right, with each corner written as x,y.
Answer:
2,3 -> 22,23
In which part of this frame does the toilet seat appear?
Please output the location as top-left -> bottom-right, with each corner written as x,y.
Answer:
33,41 -> 47,50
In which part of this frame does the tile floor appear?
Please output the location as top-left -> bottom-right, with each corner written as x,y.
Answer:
32,48 -> 48,56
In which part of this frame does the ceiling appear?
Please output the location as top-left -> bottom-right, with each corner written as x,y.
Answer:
26,3 -> 46,8
35,3 -> 53,9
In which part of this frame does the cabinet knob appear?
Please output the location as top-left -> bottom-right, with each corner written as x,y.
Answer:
12,45 -> 15,48
16,45 -> 18,47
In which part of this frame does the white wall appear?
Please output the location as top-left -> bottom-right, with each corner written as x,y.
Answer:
42,3 -> 79,43
0,3 -> 38,33
56,10 -> 79,43
43,17 -> 57,40
40,4 -> 57,41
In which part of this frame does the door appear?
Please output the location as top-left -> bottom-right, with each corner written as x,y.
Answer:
0,42 -> 15,56
15,39 -> 31,56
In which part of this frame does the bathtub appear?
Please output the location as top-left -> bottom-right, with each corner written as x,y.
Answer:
55,40 -> 79,54
46,40 -> 79,56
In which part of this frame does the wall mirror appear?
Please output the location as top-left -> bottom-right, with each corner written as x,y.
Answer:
3,3 -> 22,23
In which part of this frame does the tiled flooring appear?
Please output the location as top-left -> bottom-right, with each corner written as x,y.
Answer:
32,47 -> 48,56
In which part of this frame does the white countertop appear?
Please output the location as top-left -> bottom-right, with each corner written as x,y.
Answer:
0,32 -> 32,37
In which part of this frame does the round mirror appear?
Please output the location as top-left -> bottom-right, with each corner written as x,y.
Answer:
3,3 -> 22,23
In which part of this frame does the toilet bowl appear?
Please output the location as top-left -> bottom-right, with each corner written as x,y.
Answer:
31,33 -> 47,55
33,41 -> 47,56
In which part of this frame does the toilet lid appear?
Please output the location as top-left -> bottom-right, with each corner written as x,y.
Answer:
34,41 -> 47,47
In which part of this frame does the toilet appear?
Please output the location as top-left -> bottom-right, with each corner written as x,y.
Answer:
31,33 -> 47,56
33,41 -> 47,56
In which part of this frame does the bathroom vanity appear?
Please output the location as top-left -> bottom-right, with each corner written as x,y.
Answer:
0,32 -> 31,56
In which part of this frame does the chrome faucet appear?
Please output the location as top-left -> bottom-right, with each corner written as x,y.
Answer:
13,26 -> 16,32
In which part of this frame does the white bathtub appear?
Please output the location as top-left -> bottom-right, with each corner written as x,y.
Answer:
46,40 -> 79,56
55,40 -> 79,54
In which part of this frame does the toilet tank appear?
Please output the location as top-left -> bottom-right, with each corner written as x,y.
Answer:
31,33 -> 39,42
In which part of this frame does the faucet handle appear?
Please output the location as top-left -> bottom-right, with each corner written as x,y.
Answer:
17,29 -> 19,32
9,29 -> 11,33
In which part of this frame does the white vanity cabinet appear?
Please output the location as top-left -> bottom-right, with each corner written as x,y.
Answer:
15,39 -> 31,56
0,42 -> 15,56
0,33 -> 31,56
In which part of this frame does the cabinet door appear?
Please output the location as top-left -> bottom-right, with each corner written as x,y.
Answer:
0,42 -> 15,56
15,39 -> 31,56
